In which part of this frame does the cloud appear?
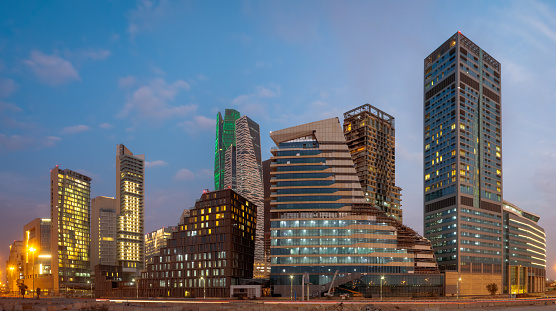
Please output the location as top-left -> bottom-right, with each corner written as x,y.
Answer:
119,76 -> 136,88
119,78 -> 196,122
0,101 -> 22,112
0,78 -> 17,97
128,0 -> 170,39
24,50 -> 80,85
61,124 -> 90,134
75,48 -> 111,61
232,84 -> 281,105
145,160 -> 168,168
99,122 -> 113,129
0,134 -> 61,151
197,74 -> 208,81
178,115 -> 216,134
174,168 -> 195,181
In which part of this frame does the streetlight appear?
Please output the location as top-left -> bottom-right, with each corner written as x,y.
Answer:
132,278 -> 138,298
290,275 -> 293,300
9,266 -> 14,294
88,280 -> 93,298
200,277 -> 205,299
380,276 -> 384,300
29,247 -> 36,298
457,277 -> 461,299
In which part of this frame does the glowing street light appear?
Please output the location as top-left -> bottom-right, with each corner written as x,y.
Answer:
290,275 -> 294,300
29,247 -> 36,298
200,277 -> 206,298
457,277 -> 462,299
380,276 -> 385,300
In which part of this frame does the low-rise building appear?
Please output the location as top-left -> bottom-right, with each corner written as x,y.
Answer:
6,241 -> 24,294
503,201 -> 546,294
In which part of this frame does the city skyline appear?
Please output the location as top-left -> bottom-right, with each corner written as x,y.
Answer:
1,0 -> 556,280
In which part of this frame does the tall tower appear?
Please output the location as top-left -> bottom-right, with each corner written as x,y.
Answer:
116,144 -> 145,276
50,166 -> 91,293
423,32 -> 502,294
214,109 -> 241,190
235,116 -> 264,262
343,104 -> 403,221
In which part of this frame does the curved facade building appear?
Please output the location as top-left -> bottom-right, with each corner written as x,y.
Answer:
269,118 -> 441,298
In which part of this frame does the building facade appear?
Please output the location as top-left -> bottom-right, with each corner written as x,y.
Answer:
6,240 -> 24,294
215,109 -> 241,191
91,196 -> 117,269
502,201 -> 546,294
116,144 -> 145,277
23,218 -> 53,294
144,226 -> 178,266
269,118 -> 441,298
343,104 -> 403,221
50,166 -> 92,293
141,189 -> 256,298
423,32 -> 503,295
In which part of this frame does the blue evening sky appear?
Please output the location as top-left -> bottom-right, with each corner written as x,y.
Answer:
1,1 -> 556,278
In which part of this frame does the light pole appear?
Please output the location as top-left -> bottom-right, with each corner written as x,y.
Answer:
457,277 -> 461,299
290,275 -> 293,300
380,276 -> 384,300
87,281 -> 92,298
200,277 -> 205,298
9,266 -> 14,294
29,247 -> 36,299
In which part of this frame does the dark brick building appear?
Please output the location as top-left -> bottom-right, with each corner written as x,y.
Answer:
140,189 -> 256,297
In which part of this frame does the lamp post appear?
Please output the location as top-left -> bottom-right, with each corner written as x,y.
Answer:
380,276 -> 384,300
9,266 -> 14,295
200,277 -> 205,299
457,277 -> 461,299
29,247 -> 36,298
87,281 -> 92,298
290,275 -> 293,300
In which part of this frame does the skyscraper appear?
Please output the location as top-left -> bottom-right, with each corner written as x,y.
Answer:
343,104 -> 403,221
270,118 -> 441,298
234,116 -> 264,262
116,144 -> 145,277
144,226 -> 177,266
215,111 -> 265,264
423,32 -> 503,294
50,166 -> 92,293
215,109 -> 241,190
91,196 -> 117,269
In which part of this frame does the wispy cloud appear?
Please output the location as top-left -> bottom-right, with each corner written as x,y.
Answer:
24,50 -> 80,85
178,115 -> 216,134
119,76 -> 136,88
119,78 -> 196,122
61,125 -> 90,134
174,168 -> 195,181
0,134 -> 61,151
76,48 -> 111,60
145,160 -> 168,168
0,78 -> 17,97
0,101 -> 22,112
99,122 -> 113,129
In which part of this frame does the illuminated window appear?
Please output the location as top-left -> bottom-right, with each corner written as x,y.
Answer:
425,174 -> 430,181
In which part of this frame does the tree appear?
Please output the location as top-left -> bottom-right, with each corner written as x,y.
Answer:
17,283 -> 28,298
486,283 -> 498,296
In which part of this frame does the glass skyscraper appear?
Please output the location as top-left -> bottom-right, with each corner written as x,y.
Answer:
50,166 -> 91,293
270,118 -> 441,298
214,109 -> 241,191
423,32 -> 503,294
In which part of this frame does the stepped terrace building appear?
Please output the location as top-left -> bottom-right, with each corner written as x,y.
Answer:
140,189 -> 256,298
502,201 -> 546,294
269,118 -> 441,298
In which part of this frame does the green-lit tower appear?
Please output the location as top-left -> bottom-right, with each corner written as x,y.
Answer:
214,109 -> 241,190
